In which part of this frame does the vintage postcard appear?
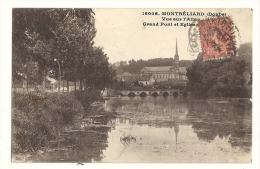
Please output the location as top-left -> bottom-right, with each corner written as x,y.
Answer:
0,1 -> 259,168
10,8 -> 253,163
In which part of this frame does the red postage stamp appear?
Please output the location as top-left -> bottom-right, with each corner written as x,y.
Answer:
198,16 -> 236,61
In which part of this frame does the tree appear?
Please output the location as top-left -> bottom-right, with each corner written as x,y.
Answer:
12,8 -> 116,115
135,80 -> 141,86
12,8 -> 95,87
187,43 -> 252,98
52,15 -> 96,91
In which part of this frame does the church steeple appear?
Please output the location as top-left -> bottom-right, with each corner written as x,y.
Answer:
173,38 -> 180,80
174,38 -> 179,60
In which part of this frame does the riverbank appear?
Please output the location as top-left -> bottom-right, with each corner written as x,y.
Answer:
11,91 -> 85,162
11,89 -> 119,162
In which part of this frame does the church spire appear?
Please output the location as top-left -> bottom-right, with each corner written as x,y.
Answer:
174,38 -> 179,60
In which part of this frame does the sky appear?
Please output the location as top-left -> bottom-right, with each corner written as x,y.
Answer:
93,8 -> 252,63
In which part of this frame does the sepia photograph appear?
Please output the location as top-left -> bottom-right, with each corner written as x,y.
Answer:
0,1 -> 259,168
10,8 -> 254,163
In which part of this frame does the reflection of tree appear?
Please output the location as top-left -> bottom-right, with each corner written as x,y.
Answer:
68,115 -> 117,162
67,131 -> 109,162
105,99 -> 122,112
187,100 -> 252,152
35,116 -> 116,162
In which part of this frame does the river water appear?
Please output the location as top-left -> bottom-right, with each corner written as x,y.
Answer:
30,96 -> 252,163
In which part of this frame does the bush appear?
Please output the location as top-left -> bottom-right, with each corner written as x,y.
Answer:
157,85 -> 166,89
74,89 -> 102,114
134,80 -> 141,86
172,85 -> 185,90
158,80 -> 176,86
12,91 -> 84,153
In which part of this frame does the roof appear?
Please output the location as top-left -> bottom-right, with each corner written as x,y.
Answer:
143,66 -> 174,72
139,74 -> 153,81
143,66 -> 186,73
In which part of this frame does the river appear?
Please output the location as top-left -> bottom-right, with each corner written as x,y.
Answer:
29,96 -> 252,163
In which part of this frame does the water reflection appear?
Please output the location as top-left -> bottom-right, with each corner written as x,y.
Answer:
108,97 -> 251,154
187,100 -> 252,152
30,115 -> 116,163
30,96 -> 251,162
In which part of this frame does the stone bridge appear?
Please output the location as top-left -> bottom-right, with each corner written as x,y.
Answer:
119,90 -> 186,97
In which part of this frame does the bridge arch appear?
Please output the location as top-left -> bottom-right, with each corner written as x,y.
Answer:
173,91 -> 178,97
163,91 -> 169,96
128,92 -> 136,97
140,92 -> 147,97
152,92 -> 159,97
118,93 -> 124,96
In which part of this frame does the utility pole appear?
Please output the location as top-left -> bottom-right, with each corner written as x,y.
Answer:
54,59 -> 61,92
43,70 -> 45,91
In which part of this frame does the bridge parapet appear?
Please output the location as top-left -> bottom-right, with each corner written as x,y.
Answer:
119,89 -> 182,97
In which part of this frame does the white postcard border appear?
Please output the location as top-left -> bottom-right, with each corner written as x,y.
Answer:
0,1 -> 259,169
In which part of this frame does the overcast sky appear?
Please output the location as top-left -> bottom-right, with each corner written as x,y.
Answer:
93,8 -> 252,63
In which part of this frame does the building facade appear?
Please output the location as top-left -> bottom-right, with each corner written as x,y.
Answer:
140,39 -> 187,82
138,74 -> 155,86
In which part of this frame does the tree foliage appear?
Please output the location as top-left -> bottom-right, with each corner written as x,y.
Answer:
12,8 -> 115,90
111,58 -> 193,75
186,43 -> 252,98
74,89 -> 102,114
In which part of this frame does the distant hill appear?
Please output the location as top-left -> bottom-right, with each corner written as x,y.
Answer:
111,58 -> 194,75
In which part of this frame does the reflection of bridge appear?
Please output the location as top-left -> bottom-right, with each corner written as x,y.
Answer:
119,90 -> 186,97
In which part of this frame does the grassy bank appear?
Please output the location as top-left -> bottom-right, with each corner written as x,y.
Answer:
12,91 -> 84,155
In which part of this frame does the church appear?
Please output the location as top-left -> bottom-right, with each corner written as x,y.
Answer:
140,39 -> 187,83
